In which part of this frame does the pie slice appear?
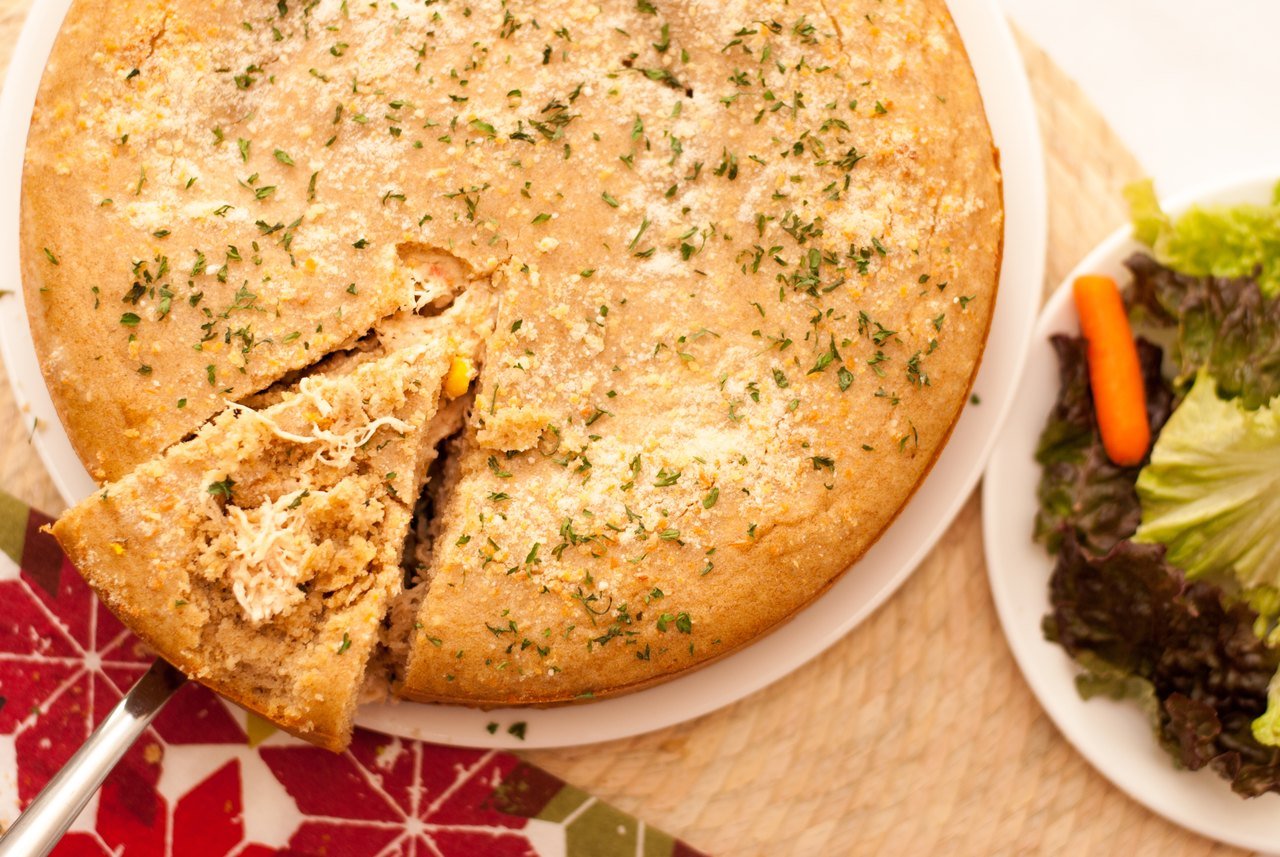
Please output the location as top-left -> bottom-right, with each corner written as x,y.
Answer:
51,336 -> 466,750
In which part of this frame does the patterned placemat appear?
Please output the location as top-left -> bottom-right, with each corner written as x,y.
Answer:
0,491 -> 707,856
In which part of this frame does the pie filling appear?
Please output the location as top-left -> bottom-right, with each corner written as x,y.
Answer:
185,251 -> 489,698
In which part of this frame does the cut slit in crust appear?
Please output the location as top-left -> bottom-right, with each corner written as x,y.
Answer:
362,394 -> 472,704
240,275 -> 492,412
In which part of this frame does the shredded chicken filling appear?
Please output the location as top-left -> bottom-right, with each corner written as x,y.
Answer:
223,490 -> 314,624
207,387 -> 417,623
226,387 -> 413,469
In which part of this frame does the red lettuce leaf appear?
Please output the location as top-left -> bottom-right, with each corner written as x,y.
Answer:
1045,533 -> 1280,797
1034,334 -> 1173,554
1126,252 -> 1280,409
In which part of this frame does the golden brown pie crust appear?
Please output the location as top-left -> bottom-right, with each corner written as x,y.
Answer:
29,0 -> 1002,731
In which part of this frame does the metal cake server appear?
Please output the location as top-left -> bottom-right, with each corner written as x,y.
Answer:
0,659 -> 186,857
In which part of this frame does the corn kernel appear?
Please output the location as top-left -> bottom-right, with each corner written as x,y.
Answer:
444,355 -> 474,399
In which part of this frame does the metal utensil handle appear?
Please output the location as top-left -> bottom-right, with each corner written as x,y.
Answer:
0,658 -> 186,857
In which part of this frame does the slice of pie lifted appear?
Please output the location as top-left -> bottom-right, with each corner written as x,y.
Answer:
51,330 -> 472,750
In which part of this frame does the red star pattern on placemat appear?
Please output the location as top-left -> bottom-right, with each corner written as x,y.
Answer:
259,737 -> 538,856
2,508 -> 254,855
0,499 -> 706,857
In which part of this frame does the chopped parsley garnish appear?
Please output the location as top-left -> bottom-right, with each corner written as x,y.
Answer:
627,217 -> 651,252
653,467 -> 681,487
837,366 -> 854,392
206,478 -> 235,499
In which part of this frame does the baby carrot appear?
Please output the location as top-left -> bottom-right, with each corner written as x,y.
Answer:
1072,274 -> 1151,466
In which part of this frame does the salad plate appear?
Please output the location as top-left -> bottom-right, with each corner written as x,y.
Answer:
984,171 -> 1280,851
0,0 -> 1045,749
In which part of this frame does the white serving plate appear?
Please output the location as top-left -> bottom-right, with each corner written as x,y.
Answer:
983,172 -> 1280,852
1,0 -> 1046,749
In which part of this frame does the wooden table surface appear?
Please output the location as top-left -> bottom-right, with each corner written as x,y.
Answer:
0,2 -> 1256,854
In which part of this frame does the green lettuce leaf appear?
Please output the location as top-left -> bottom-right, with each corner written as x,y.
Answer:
1254,673 -> 1280,747
1132,372 -> 1280,748
1045,533 -> 1280,796
1124,179 -> 1170,248
1244,585 -> 1280,647
1126,179 -> 1280,298
1127,253 -> 1280,409
1134,371 -> 1280,588
1034,334 -> 1173,554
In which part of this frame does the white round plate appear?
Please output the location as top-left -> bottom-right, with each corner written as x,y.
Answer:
1,0 -> 1045,749
983,171 -> 1280,851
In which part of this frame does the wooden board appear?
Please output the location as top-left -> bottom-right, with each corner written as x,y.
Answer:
0,5 -> 1248,854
